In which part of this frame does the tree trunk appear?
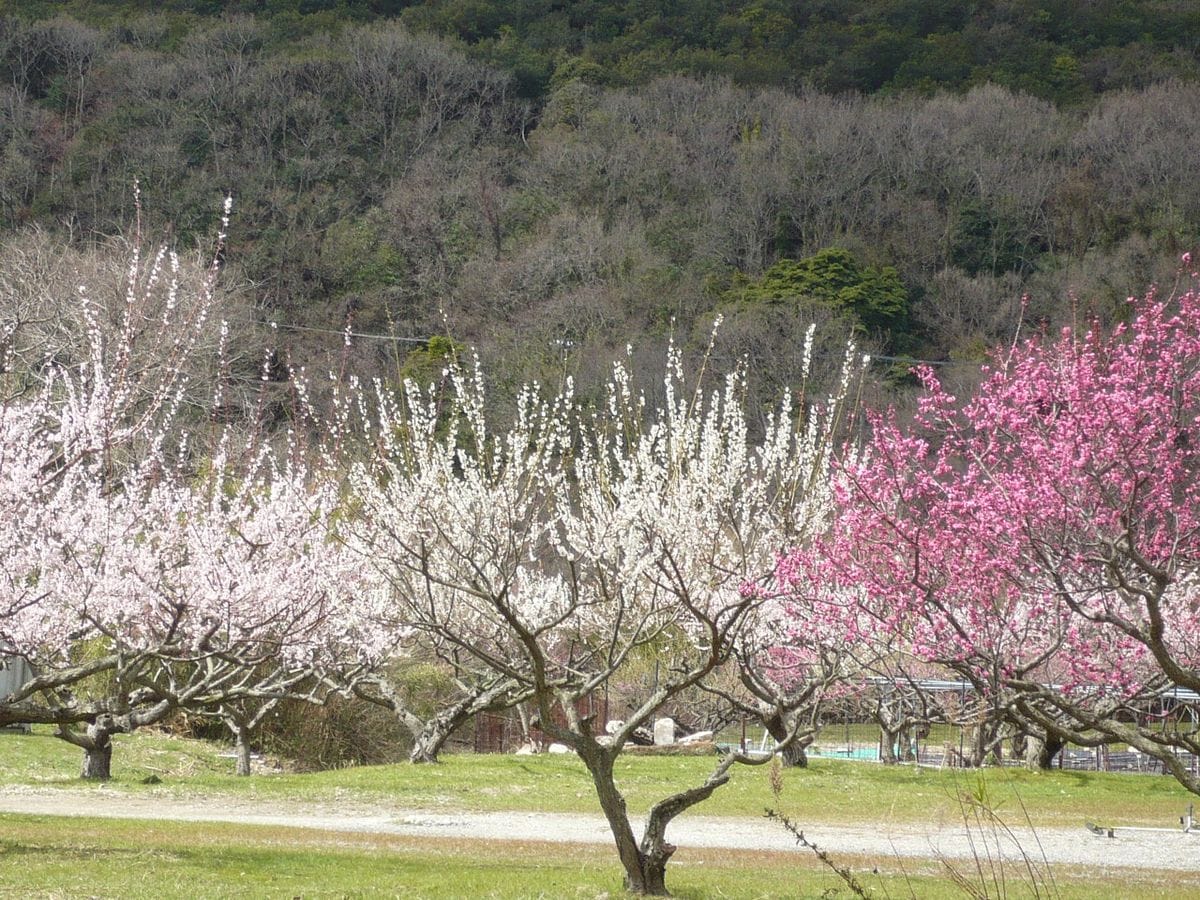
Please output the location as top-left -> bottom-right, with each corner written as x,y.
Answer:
408,724 -> 452,764
233,725 -> 253,777
898,724 -> 916,762
408,700 -> 481,763
635,753 -> 736,895
1023,735 -> 1044,770
356,676 -> 516,765
633,850 -> 670,896
962,719 -> 1004,768
781,742 -> 809,768
763,712 -> 810,768
516,703 -> 535,748
575,738 -> 738,895
879,726 -> 901,765
636,803 -> 679,896
81,739 -> 112,780
580,746 -> 665,894
69,716 -> 119,781
965,736 -> 985,768
1024,734 -> 1064,770
56,704 -> 175,782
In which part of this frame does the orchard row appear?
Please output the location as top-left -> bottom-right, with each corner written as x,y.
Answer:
2,232 -> 1198,893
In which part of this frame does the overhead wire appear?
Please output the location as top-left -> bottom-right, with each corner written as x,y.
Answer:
258,322 -> 961,366
254,321 -> 431,345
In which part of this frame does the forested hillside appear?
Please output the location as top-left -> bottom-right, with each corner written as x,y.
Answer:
6,0 -> 1199,101
0,4 -> 1197,409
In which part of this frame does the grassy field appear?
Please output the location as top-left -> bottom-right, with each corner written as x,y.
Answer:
0,813 -> 1194,899
3,726 -> 1198,898
1,726 -> 1193,828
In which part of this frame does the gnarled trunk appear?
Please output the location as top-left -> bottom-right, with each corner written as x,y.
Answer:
763,712 -> 811,768
407,697 -> 489,763
1023,733 -> 1065,770
960,716 -> 1006,768
81,736 -> 113,780
218,697 -> 283,777
515,702 -> 535,748
55,699 -> 174,782
879,725 -> 902,765
781,742 -> 809,768
873,700 -> 921,765
408,723 -> 455,764
356,676 -> 516,765
579,745 -> 662,894
897,724 -> 917,762
59,717 -> 118,781
576,737 -> 737,895
636,766 -> 732,895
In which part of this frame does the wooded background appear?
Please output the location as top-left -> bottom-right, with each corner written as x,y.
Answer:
1,1 -> 1197,412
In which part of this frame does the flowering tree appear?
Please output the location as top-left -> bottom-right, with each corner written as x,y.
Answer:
342,328 -> 863,894
549,340 -> 866,894
780,280 -> 1200,786
15,445 -> 374,778
778,402 -> 1075,768
332,359 -> 558,764
0,213 -> 382,779
0,222 -> 231,748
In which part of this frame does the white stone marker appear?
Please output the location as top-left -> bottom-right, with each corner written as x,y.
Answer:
653,717 -> 676,745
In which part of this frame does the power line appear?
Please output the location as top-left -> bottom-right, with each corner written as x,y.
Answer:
255,321 -> 431,345
869,354 -> 955,367
260,323 -> 962,367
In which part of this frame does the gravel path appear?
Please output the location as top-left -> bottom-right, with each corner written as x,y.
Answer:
2,786 -> 1198,875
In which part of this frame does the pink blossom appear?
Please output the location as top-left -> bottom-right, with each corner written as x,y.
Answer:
778,284 -> 1200,778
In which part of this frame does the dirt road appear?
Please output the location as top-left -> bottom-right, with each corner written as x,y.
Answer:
2,786 -> 1197,875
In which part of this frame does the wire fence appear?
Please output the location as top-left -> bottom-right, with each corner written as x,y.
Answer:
470,711 -> 1200,780
468,701 -> 1200,780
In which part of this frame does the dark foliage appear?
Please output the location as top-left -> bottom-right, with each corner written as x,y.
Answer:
0,9 -> 1195,412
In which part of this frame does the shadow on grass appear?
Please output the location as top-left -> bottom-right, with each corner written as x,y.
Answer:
0,840 -> 185,863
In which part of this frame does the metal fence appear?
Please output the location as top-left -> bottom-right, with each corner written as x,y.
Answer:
810,729 -> 1200,777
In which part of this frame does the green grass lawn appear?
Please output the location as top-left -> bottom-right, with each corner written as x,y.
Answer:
3,727 -> 1199,897
0,813 -> 1193,899
1,726 -> 1194,830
